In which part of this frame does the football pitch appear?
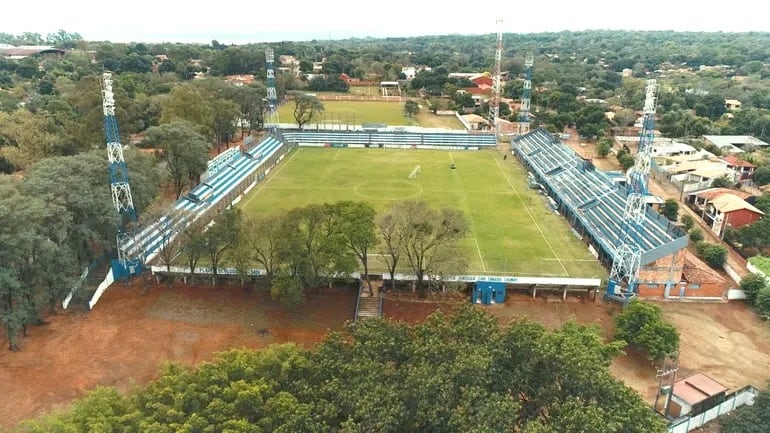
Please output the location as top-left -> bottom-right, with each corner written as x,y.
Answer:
240,147 -> 607,279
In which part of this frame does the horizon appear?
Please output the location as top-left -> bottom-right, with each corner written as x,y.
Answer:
5,0 -> 770,45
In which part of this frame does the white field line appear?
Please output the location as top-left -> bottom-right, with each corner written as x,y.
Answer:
333,148 -> 341,160
448,152 -> 455,164
473,237 -> 487,272
242,148 -> 302,208
491,153 -> 569,276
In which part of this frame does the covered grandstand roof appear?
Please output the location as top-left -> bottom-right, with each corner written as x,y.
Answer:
0,45 -> 65,58
513,128 -> 688,266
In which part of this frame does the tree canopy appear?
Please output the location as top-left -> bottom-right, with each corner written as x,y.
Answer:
18,307 -> 667,433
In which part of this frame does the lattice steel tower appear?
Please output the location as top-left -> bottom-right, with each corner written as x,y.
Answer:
101,72 -> 142,277
265,48 -> 279,129
517,52 -> 534,136
490,19 -> 503,135
607,79 -> 658,301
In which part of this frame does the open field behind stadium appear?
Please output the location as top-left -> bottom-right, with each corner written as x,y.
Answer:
278,100 -> 410,126
240,147 -> 607,278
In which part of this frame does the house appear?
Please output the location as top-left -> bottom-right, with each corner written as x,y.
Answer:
225,74 -> 255,86
622,68 -> 633,77
471,75 -> 494,89
725,99 -> 742,110
686,188 -> 764,237
721,155 -> 756,180
703,135 -> 769,154
679,253 -> 729,298
401,66 -> 416,79
461,114 -> 491,131
667,373 -> 728,417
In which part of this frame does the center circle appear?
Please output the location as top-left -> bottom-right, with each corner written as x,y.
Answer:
353,180 -> 423,200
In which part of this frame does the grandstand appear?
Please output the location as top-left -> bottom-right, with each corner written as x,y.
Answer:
124,135 -> 286,267
513,129 -> 689,297
281,130 -> 496,149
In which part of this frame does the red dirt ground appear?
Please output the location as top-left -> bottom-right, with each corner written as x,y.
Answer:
1,284 -> 769,431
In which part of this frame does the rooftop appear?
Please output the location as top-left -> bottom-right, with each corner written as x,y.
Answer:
692,187 -> 752,201
682,252 -> 728,284
703,135 -> 769,149
672,373 -> 728,406
710,194 -> 764,215
722,155 -> 756,168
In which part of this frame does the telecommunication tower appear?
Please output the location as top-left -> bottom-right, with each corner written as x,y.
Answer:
607,79 -> 658,301
101,72 -> 142,278
517,52 -> 534,136
489,19 -> 503,135
265,48 -> 279,129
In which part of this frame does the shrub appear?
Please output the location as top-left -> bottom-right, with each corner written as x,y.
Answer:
689,228 -> 704,242
739,273 -> 768,305
695,241 -> 728,269
614,300 -> 679,362
680,214 -> 694,231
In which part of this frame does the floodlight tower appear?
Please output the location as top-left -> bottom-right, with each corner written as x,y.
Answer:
606,79 -> 659,301
490,18 -> 504,135
100,72 -> 142,277
517,52 -> 534,136
265,48 -> 279,129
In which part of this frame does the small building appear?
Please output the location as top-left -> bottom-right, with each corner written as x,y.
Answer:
461,114 -> 491,131
225,74 -> 255,87
471,75 -> 494,89
725,99 -> 742,110
380,81 -> 401,97
721,155 -> 756,180
703,135 -> 769,154
668,373 -> 728,417
687,188 -> 764,237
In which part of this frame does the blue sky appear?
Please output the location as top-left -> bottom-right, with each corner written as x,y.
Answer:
5,0 -> 770,44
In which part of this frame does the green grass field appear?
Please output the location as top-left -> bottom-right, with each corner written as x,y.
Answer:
279,100 -> 410,126
240,147 -> 607,279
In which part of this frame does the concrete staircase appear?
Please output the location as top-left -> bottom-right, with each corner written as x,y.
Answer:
355,281 -> 383,321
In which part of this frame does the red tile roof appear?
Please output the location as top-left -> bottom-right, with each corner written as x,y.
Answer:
673,373 -> 728,405
694,188 -> 752,201
722,155 -> 755,168
682,252 -> 728,284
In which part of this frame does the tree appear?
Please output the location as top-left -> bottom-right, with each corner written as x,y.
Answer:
695,241 -> 728,269
142,121 -> 210,199
210,98 -> 240,153
574,103 -> 609,138
614,300 -> 679,361
680,214 -> 695,231
404,100 -> 420,118
0,174 -> 79,349
739,273 -> 768,305
279,203 -> 355,291
752,166 -> 770,186
0,109 -> 61,170
202,208 -> 242,284
160,84 -> 214,138
396,200 -> 469,298
240,213 -> 284,282
694,94 -> 726,120
290,92 -> 323,129
596,138 -> 612,157
377,204 -> 404,292
711,175 -> 733,188
336,201 -> 377,293
21,308 -> 667,433
722,383 -> 770,433
659,198 -> 679,221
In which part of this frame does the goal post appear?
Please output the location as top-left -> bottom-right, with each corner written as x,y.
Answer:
409,165 -> 421,180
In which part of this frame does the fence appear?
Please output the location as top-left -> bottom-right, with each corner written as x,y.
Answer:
668,386 -> 758,433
